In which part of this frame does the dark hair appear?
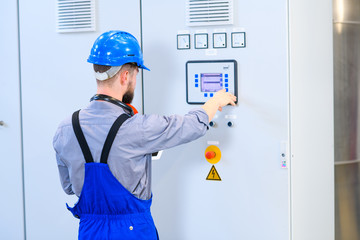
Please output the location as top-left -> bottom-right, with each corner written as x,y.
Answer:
93,64 -> 111,73
93,63 -> 138,74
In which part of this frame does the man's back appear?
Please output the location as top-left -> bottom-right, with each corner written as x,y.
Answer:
53,100 -> 209,200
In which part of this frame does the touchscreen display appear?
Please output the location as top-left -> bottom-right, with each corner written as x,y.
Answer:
201,73 -> 222,92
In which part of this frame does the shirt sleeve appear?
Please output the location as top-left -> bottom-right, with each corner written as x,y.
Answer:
56,154 -> 75,195
139,108 -> 209,153
53,126 -> 75,195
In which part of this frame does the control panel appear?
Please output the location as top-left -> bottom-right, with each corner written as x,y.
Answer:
186,60 -> 238,104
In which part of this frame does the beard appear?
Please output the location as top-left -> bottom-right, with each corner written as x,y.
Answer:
122,87 -> 134,104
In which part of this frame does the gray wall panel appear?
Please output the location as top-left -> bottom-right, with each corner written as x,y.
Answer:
334,0 -> 360,239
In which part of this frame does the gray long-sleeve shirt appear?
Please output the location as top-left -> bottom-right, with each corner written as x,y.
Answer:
53,100 -> 209,200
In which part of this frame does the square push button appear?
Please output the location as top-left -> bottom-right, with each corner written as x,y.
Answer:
225,74 -> 228,78
204,93 -> 208,97
195,74 -> 198,78
225,83 -> 229,88
195,84 -> 199,88
210,93 -> 214,97
195,79 -> 199,83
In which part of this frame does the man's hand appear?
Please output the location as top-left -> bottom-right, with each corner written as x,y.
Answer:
201,89 -> 237,122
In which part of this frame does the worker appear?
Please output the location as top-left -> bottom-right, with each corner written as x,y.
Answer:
53,30 -> 236,240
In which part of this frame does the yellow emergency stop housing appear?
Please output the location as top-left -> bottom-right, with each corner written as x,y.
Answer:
205,145 -> 221,164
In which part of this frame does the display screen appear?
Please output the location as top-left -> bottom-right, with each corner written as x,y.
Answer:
201,73 -> 222,92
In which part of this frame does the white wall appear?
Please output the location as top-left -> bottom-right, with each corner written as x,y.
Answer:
289,0 -> 334,239
0,1 -> 25,239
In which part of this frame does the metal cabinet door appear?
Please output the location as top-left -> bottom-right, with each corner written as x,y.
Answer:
142,1 -> 290,239
0,1 -> 25,239
18,1 -> 142,239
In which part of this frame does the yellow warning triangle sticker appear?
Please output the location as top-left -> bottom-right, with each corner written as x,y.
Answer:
206,165 -> 222,181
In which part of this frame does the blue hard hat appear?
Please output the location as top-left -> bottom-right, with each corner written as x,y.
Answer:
87,31 -> 149,71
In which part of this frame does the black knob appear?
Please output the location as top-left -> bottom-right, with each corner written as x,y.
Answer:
209,121 -> 216,127
227,121 -> 233,127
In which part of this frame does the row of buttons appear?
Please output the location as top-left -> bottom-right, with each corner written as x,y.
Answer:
201,89 -> 229,97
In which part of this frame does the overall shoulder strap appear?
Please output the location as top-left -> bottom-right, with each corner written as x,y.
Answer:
72,110 -> 94,163
100,114 -> 130,164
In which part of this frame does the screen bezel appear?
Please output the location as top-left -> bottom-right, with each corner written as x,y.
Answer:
186,60 -> 238,105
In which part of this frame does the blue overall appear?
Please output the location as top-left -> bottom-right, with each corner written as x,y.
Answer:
67,110 -> 159,240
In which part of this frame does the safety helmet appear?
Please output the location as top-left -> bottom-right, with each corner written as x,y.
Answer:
87,30 -> 149,71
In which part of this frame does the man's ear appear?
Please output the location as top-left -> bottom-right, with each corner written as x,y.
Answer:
119,70 -> 130,85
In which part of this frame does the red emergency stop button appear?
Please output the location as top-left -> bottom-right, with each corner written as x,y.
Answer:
204,145 -> 221,164
205,151 -> 216,159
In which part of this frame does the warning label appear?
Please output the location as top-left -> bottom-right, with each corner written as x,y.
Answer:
206,165 -> 222,181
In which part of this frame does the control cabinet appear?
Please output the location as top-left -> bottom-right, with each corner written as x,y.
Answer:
143,1 -> 290,239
